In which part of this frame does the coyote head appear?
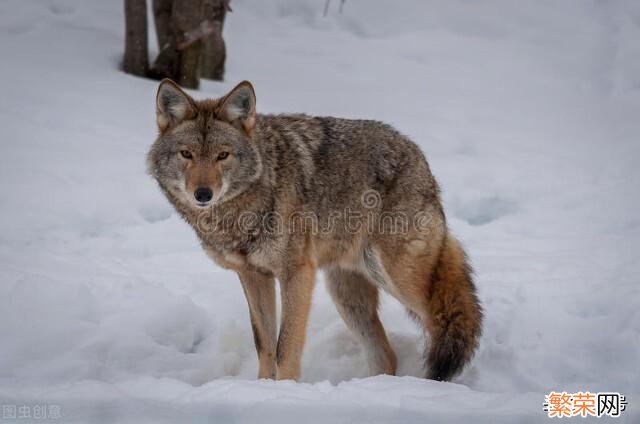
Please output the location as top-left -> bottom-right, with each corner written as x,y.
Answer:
147,80 -> 262,208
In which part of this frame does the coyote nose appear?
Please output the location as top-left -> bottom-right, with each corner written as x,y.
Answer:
194,187 -> 213,203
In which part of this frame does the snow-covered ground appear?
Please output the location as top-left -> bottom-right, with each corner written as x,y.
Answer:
1,0 -> 639,422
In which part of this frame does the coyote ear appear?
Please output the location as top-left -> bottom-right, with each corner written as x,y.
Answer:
218,81 -> 256,135
156,79 -> 196,132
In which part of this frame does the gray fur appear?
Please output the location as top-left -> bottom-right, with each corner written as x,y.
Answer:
147,80 -> 481,381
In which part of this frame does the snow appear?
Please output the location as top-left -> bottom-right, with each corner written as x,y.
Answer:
1,0 -> 639,422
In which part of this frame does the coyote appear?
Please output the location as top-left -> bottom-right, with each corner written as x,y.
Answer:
147,79 -> 482,381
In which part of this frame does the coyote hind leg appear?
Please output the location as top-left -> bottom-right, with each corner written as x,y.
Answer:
326,267 -> 397,376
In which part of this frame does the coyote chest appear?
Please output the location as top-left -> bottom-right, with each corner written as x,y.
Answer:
201,221 -> 370,276
202,233 -> 283,275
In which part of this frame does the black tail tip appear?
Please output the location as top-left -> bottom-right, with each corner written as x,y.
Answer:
427,358 -> 465,382
426,337 -> 469,382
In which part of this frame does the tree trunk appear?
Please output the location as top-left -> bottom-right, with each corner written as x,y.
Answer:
172,0 -> 204,88
123,0 -> 148,76
149,0 -> 203,88
149,0 -> 176,80
177,42 -> 202,89
200,0 -> 228,81
152,0 -> 172,51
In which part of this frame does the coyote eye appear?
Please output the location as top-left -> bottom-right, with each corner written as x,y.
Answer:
180,150 -> 192,159
217,151 -> 229,161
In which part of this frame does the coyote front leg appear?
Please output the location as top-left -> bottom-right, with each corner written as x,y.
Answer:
239,270 -> 277,379
276,263 -> 316,381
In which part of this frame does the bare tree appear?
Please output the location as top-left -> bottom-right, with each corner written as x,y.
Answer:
148,0 -> 176,82
171,0 -> 205,88
152,0 -> 172,51
123,0 -> 148,76
200,0 -> 230,81
126,0 -> 230,87
150,0 -> 203,88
